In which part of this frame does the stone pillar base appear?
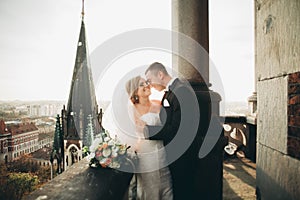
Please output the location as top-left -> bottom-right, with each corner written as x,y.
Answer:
191,82 -> 226,200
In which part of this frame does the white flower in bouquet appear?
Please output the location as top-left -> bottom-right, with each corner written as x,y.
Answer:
108,140 -> 115,146
87,152 -> 95,160
112,146 -> 120,153
102,148 -> 112,157
109,162 -> 120,169
111,151 -> 118,158
90,137 -> 103,152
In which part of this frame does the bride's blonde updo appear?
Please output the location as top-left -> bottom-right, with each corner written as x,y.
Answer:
126,76 -> 141,104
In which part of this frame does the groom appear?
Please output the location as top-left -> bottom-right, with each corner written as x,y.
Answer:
144,62 -> 200,200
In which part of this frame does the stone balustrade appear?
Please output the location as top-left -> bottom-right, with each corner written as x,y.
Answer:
23,158 -> 133,200
222,116 -> 257,162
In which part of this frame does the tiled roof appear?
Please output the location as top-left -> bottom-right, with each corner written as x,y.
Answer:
7,123 -> 38,135
38,132 -> 53,141
30,147 -> 52,160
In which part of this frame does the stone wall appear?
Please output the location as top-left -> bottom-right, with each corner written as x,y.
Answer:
256,0 -> 300,199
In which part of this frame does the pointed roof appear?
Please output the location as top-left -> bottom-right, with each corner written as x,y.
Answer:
65,16 -> 101,145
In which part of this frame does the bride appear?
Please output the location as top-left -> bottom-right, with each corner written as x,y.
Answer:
125,75 -> 173,200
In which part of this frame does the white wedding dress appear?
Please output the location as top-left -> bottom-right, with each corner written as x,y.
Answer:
102,103 -> 173,199
135,112 -> 173,200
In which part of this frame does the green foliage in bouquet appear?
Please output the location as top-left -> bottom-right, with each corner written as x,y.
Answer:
85,130 -> 130,169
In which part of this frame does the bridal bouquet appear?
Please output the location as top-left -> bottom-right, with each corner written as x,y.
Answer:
85,130 -> 131,169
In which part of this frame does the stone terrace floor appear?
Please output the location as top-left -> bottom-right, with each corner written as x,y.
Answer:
223,153 -> 256,200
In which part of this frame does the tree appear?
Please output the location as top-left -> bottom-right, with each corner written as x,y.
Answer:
36,165 -> 51,184
4,173 -> 38,200
1,158 -> 51,199
7,155 -> 37,173
0,162 -> 8,200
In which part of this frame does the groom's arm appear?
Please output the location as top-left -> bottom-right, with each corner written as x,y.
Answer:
144,114 -> 180,144
144,91 -> 181,144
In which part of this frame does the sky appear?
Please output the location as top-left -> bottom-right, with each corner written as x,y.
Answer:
0,0 -> 254,103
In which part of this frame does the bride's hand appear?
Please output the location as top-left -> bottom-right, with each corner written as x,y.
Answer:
135,119 -> 146,134
134,137 -> 142,152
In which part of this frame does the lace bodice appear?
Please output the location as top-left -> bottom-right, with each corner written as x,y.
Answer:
140,112 -> 161,126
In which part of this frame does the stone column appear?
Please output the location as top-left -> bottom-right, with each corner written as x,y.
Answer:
246,3 -> 257,163
172,1 -> 224,199
172,0 -> 209,84
247,2 -> 257,123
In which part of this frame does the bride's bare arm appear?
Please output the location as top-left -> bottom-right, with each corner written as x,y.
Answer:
150,101 -> 161,113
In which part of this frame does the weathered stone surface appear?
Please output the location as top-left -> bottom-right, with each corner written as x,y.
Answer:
255,0 -> 300,199
256,144 -> 300,200
257,76 -> 287,154
256,0 -> 300,80
172,0 -> 209,83
23,159 -> 133,200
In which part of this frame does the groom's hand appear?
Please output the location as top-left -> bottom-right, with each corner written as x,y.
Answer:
143,125 -> 150,139
143,125 -> 164,140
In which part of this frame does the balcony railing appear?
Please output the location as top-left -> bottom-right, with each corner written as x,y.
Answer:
222,116 -> 257,163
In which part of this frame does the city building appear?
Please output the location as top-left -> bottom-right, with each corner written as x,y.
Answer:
0,120 -> 38,162
27,103 -> 63,117
0,120 -> 10,163
0,120 -> 53,163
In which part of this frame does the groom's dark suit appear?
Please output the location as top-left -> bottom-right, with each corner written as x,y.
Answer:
144,78 -> 200,200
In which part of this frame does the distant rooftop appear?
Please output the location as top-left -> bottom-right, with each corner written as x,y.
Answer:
38,132 -> 53,141
7,122 -> 38,135
30,146 -> 52,160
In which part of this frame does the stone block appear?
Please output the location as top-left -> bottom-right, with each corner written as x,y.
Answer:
257,77 -> 287,154
256,144 -> 300,200
256,0 -> 300,80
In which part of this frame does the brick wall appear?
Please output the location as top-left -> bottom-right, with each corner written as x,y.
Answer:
288,72 -> 300,160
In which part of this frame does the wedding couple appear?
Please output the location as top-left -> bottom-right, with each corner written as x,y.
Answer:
124,62 -> 199,200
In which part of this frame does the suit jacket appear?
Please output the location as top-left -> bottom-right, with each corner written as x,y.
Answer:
145,78 -> 199,152
144,78 -> 200,199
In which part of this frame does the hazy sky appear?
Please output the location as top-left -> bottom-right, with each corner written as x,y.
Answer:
0,0 -> 254,103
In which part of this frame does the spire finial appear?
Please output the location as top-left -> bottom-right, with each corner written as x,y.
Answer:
81,0 -> 85,19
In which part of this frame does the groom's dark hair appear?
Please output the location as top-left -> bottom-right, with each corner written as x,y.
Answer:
145,62 -> 169,76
